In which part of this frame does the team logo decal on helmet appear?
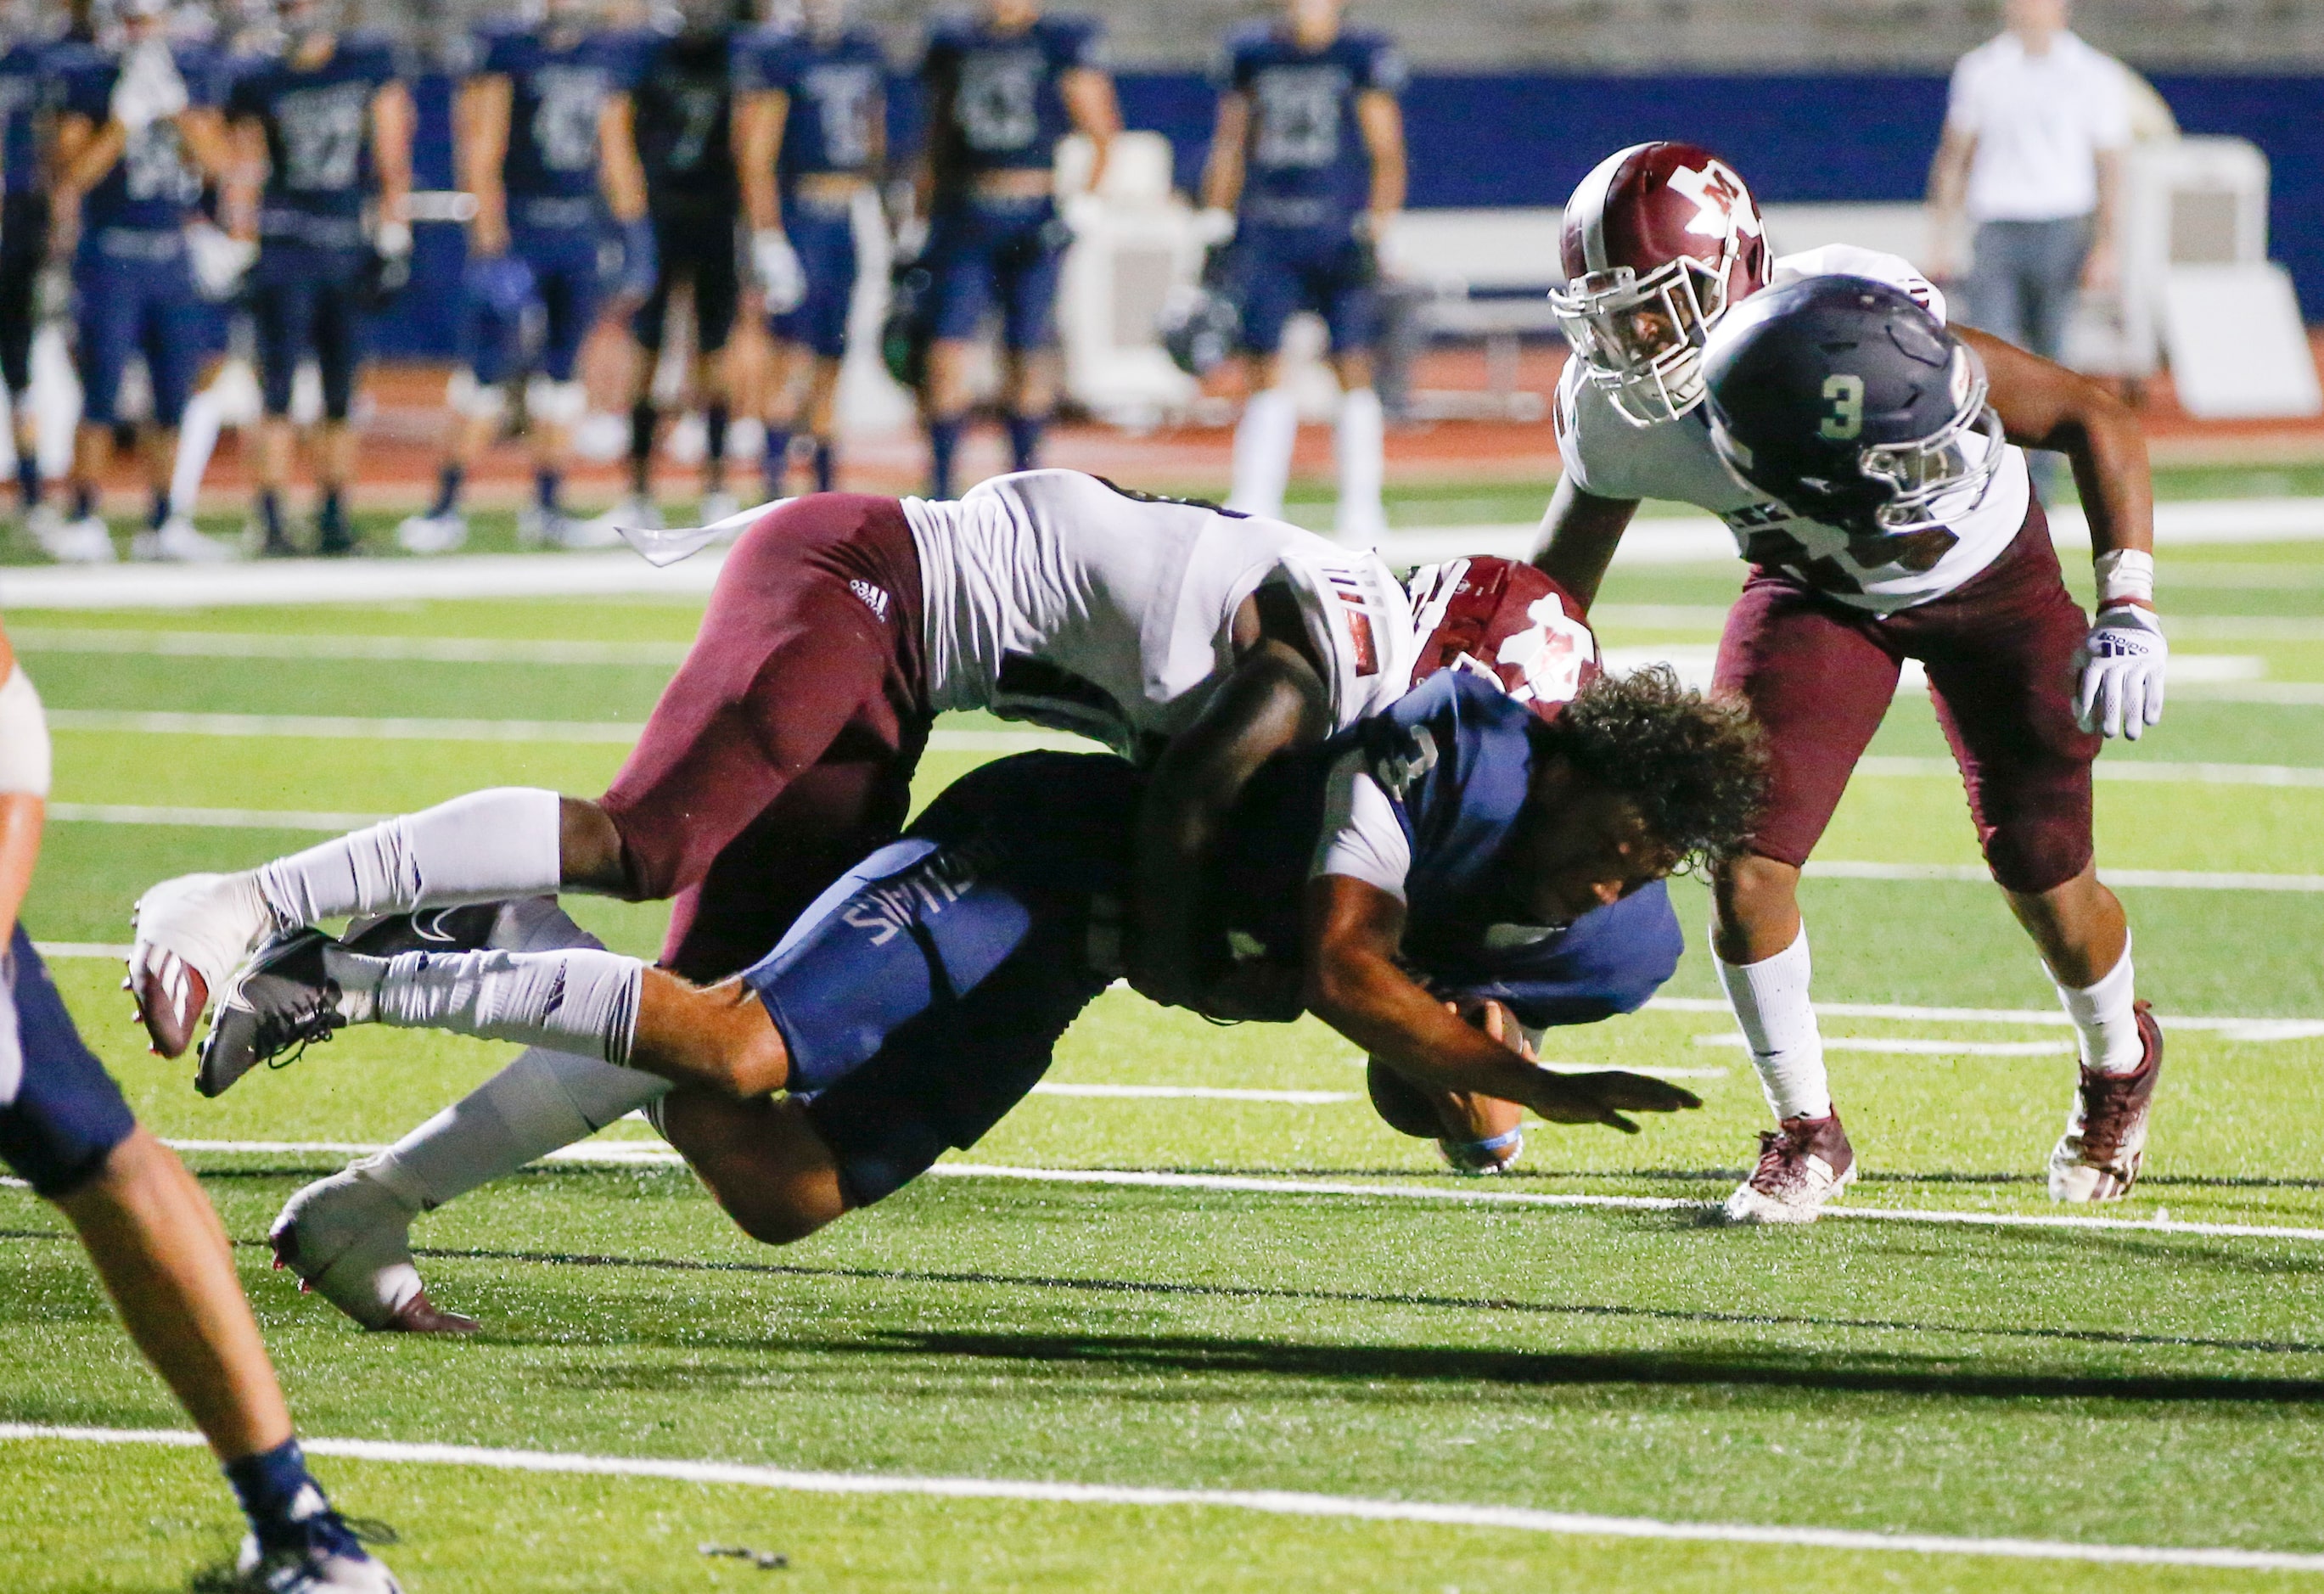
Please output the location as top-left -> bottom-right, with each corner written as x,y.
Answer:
1703,274 -> 2007,556
1550,142 -> 1771,427
1407,557 -> 1600,718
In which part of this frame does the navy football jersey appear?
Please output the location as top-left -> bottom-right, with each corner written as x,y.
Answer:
473,22 -> 639,212
1219,671 -> 1681,1029
59,42 -> 222,232
225,32 -> 402,246
920,10 -> 1101,186
732,23 -> 885,181
1216,22 -> 1404,228
631,25 -> 735,217
0,40 -> 52,198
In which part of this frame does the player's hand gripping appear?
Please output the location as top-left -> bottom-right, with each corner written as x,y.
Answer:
1518,1063 -> 1701,1136
2073,605 -> 2168,740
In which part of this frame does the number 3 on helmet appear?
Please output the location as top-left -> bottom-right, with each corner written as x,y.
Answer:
1550,142 -> 1771,427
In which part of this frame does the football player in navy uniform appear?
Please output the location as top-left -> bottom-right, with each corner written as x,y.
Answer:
734,0 -> 884,498
189,655 -> 1758,1277
604,0 -> 744,536
1535,143 -> 2166,1220
225,0 -> 413,556
0,614 -> 401,1591
0,0 -> 65,553
396,0 -> 651,554
51,0 -> 248,563
911,0 -> 1116,497
1202,0 -> 1406,542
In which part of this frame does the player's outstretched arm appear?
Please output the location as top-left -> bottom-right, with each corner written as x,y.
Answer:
1304,875 -> 1700,1134
1130,623 -> 1328,1013
1961,325 -> 2165,738
1198,91 -> 1248,216
1530,474 -> 1637,612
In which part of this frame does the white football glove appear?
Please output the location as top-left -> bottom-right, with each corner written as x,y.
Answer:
2073,604 -> 2168,740
186,222 -> 258,301
373,218 -> 413,261
750,228 -> 806,314
1190,206 -> 1237,249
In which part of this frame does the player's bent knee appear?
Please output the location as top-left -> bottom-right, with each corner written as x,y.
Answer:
525,377 -> 587,428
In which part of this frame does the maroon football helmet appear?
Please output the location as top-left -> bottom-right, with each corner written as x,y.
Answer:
1551,142 -> 1771,425
1406,556 -> 1599,719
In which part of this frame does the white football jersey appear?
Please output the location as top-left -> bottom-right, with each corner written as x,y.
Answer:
903,470 -> 1416,760
1555,244 -> 2033,613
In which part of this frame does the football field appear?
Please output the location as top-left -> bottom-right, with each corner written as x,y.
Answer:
3,523 -> 2323,1591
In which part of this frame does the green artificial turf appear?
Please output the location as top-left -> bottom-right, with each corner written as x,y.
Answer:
3,582 -> 2322,1591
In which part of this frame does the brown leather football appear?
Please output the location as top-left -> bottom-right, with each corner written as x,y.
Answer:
129,950 -> 208,1059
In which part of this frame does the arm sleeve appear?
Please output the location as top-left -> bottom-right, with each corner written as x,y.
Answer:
1362,36 -> 1409,97
1943,51 -> 1980,136
2086,56 -> 2132,149
0,664 -> 53,798
1310,749 -> 1412,901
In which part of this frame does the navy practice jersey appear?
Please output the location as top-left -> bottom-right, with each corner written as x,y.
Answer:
630,25 -> 735,217
473,21 -> 639,209
225,32 -> 403,247
1215,22 -> 1404,228
920,10 -> 1100,186
59,42 -> 222,232
1216,670 -> 1681,1030
732,23 -> 885,181
0,40 -> 53,198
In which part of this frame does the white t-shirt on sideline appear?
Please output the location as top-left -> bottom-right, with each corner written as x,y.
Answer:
1946,30 -> 2130,223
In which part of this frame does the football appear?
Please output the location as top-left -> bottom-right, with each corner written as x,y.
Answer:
1364,997 -> 1532,1142
128,949 -> 207,1060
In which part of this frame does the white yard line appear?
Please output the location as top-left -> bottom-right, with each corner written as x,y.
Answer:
1694,1034 -> 2069,1058
1032,1084 -> 1356,1103
1805,859 -> 2324,892
47,710 -> 646,743
34,942 -> 133,960
128,1140 -> 2324,1243
12,628 -> 693,665
43,711 -> 1087,754
6,1425 -> 2321,1573
1644,996 -> 2324,1041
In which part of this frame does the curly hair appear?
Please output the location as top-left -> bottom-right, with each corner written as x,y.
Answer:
1543,665 -> 1769,873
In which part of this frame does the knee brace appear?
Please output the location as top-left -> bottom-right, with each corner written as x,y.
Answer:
525,376 -> 587,428
446,368 -> 508,424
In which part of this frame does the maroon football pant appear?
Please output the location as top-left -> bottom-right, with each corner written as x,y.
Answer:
599,494 -> 929,982
1711,502 -> 2101,896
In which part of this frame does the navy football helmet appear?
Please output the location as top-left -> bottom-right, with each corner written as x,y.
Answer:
1703,275 -> 2007,538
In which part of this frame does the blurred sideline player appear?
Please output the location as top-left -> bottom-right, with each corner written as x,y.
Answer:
1202,0 -> 1405,543
194,665 -> 1753,1284
0,0 -> 60,549
603,0 -> 741,535
734,0 -> 883,498
910,0 -> 1116,498
1534,143 -> 2166,1220
127,473 -> 1679,1327
225,0 -> 413,557
396,0 -> 653,554
0,614 -> 401,1591
51,0 -> 247,563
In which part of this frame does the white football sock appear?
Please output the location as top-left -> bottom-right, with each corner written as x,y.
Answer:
360,900 -> 669,1214
365,1046 -> 669,1212
1227,387 -> 1296,519
1715,924 -> 1833,1122
2049,937 -> 2143,1075
251,788 -> 564,931
333,944 -> 644,1069
1333,386 -> 1387,542
170,386 -> 223,519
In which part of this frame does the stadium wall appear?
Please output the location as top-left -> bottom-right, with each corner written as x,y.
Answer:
370,69 -> 2324,358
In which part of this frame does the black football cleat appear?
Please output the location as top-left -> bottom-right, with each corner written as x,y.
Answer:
197,929 -> 353,1099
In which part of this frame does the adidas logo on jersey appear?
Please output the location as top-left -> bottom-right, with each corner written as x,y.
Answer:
850,580 -> 891,620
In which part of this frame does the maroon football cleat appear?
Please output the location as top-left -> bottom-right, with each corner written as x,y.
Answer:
1722,1110 -> 1856,1224
2049,1001 -> 2163,1202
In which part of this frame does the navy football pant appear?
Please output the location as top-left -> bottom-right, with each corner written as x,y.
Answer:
0,927 -> 138,1199
740,752 -> 1133,1207
250,244 -> 367,421
74,236 -> 208,427
923,195 -> 1065,351
770,196 -> 856,360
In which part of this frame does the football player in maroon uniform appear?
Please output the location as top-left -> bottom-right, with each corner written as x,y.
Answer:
1535,142 -> 2166,1221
